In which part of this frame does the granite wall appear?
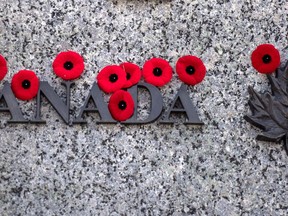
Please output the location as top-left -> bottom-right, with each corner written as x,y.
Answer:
0,0 -> 287,215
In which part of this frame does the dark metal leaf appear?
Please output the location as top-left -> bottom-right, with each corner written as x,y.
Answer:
267,74 -> 288,106
245,61 -> 288,154
275,61 -> 288,92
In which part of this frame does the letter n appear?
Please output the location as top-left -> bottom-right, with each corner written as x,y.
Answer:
31,81 -> 73,124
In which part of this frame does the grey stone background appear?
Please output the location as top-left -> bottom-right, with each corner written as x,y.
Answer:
0,0 -> 287,215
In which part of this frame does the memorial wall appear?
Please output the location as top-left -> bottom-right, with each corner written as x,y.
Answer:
0,0 -> 287,215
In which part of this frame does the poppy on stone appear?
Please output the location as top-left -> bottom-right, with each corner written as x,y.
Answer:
53,51 -> 85,80
142,58 -> 172,87
251,44 -> 280,74
0,55 -> 7,81
176,55 -> 206,86
11,70 -> 39,100
97,65 -> 126,93
120,62 -> 141,88
108,90 -> 134,121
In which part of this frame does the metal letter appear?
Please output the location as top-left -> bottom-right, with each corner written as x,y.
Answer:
0,82 -> 28,123
123,82 -> 163,124
160,84 -> 203,125
31,81 -> 73,124
73,82 -> 116,124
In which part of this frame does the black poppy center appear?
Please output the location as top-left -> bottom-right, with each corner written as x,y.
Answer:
153,67 -> 162,77
262,54 -> 272,64
64,61 -> 74,70
186,65 -> 195,75
126,73 -> 131,80
22,80 -> 31,89
109,74 -> 118,83
118,100 -> 127,110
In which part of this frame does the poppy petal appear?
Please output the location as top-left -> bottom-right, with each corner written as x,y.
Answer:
142,58 -> 172,87
176,55 -> 206,86
120,62 -> 142,88
0,55 -> 8,80
53,51 -> 85,80
11,70 -> 39,100
251,44 -> 280,74
97,65 -> 126,93
108,90 -> 134,121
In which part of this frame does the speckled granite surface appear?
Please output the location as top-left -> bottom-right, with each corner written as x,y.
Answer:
0,0 -> 288,215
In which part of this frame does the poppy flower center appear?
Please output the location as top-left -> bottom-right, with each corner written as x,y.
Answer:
262,54 -> 272,64
64,61 -> 74,70
109,74 -> 118,83
153,67 -> 162,77
118,100 -> 127,110
186,66 -> 195,75
126,73 -> 131,80
22,80 -> 31,89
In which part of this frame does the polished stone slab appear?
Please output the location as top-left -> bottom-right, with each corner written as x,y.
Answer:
0,0 -> 287,215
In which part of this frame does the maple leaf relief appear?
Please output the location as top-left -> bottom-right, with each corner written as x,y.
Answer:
245,61 -> 288,155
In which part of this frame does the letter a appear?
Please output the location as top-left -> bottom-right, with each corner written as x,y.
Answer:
160,84 -> 203,125
73,83 -> 116,124
0,82 -> 27,123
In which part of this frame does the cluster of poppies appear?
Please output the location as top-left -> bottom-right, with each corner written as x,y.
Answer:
251,43 -> 281,74
96,56 -> 206,121
0,51 -> 206,121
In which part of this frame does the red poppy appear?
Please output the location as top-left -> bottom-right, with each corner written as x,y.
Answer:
142,58 -> 172,87
176,55 -> 206,86
11,70 -> 39,100
120,62 -> 141,88
0,55 -> 7,80
97,65 -> 126,93
251,44 -> 280,74
108,90 -> 134,121
53,51 -> 85,80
